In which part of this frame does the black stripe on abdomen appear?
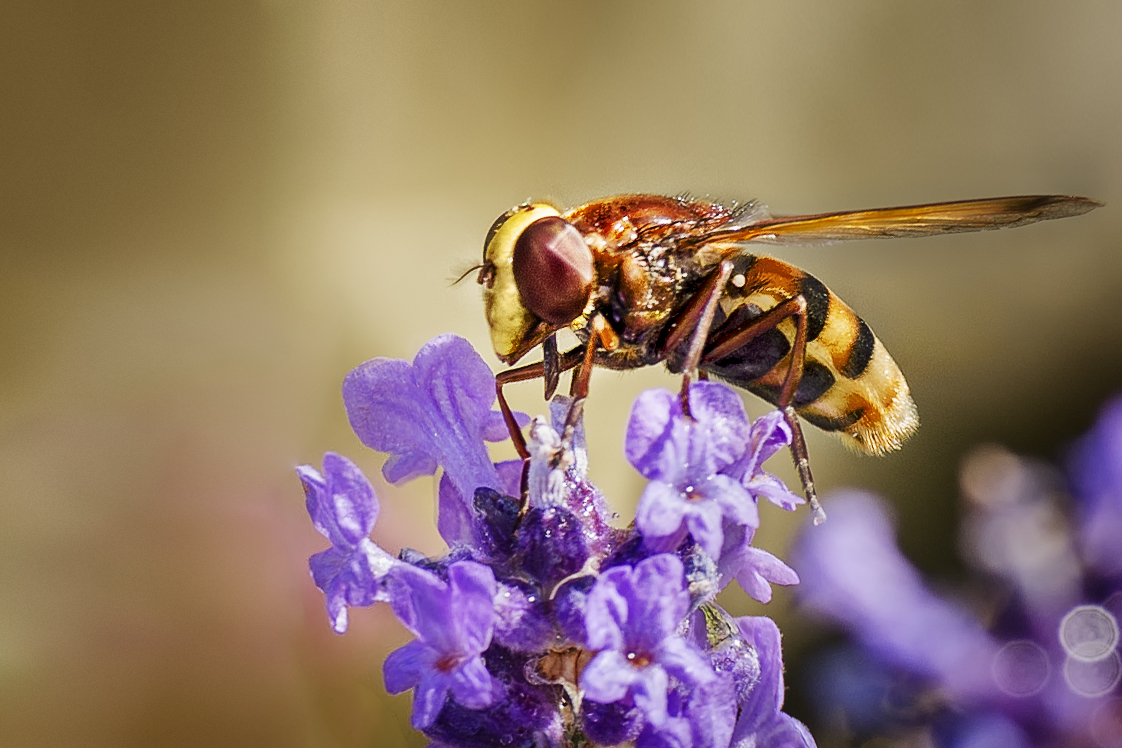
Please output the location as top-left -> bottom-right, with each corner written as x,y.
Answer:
799,274 -> 831,342
839,317 -> 875,379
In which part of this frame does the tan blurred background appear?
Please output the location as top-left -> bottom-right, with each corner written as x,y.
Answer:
1,1 -> 1119,746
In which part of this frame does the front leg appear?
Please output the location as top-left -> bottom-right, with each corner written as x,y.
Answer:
556,314 -> 615,461
496,346 -> 584,459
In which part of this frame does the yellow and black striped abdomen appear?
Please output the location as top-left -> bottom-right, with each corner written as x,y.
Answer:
700,255 -> 918,455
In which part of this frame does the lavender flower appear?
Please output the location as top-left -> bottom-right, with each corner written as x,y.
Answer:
383,561 -> 498,729
625,383 -> 802,602
731,617 -> 817,748
341,334 -> 525,546
580,555 -> 716,730
626,384 -> 758,557
297,452 -> 395,633
729,410 -> 804,512
298,334 -> 815,747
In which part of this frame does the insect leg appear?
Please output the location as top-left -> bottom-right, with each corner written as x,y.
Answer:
496,362 -> 546,460
496,347 -> 584,459
542,334 -> 561,399
656,260 -> 735,417
558,317 -> 606,452
700,296 -> 827,524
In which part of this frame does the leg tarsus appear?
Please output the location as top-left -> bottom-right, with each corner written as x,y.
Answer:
784,406 -> 826,524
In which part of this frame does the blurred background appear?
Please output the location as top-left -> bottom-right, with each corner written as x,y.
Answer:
1,1 -> 1119,746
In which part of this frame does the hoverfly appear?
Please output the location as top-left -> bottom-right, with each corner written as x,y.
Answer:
475,193 -> 1100,518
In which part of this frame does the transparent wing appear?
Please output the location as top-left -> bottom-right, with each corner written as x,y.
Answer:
700,195 -> 1101,246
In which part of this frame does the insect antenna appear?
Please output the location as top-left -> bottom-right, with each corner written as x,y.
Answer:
449,263 -> 484,286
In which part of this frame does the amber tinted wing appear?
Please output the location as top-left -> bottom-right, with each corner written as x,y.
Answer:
701,195 -> 1101,245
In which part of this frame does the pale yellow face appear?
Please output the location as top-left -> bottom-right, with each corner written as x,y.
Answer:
481,203 -> 561,362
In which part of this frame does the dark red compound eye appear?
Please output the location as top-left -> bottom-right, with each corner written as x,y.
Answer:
512,216 -> 595,325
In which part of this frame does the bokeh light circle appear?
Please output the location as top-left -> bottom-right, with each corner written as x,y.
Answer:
992,640 -> 1051,697
1064,651 -> 1122,698
1061,605 -> 1120,662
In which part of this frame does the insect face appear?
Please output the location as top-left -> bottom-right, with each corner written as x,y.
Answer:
481,203 -> 595,364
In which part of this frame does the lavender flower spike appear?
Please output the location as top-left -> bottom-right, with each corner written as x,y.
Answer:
297,452 -> 395,634
581,554 -> 715,730
300,334 -> 817,747
384,561 -> 499,729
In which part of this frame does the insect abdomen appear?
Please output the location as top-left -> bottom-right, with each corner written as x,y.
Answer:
701,256 -> 918,455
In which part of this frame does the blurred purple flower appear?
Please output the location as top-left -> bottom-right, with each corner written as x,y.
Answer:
383,561 -> 498,729
794,394 -> 1122,748
1069,394 -> 1122,578
297,452 -> 395,634
792,492 -> 1000,700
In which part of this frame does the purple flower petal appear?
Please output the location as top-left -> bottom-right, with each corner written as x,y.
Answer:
629,665 -> 671,727
383,560 -> 498,725
384,640 -> 433,694
626,388 -> 690,483
746,410 -> 791,467
582,649 -> 639,703
733,712 -> 816,748
579,555 -> 715,731
730,545 -> 800,604
446,561 -> 499,654
585,566 -> 632,652
735,616 -> 784,720
480,409 -> 529,442
298,454 -> 394,633
298,452 -> 379,547
627,384 -> 781,560
629,554 -> 692,647
436,473 -> 473,547
448,656 -> 494,708
727,410 -> 803,510
636,481 -> 691,547
747,473 -> 804,511
342,334 -> 502,501
411,676 -> 453,729
683,493 -> 727,558
684,381 -> 753,470
655,635 -> 717,687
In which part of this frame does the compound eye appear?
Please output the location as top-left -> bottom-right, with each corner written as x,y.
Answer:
512,216 -> 595,326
